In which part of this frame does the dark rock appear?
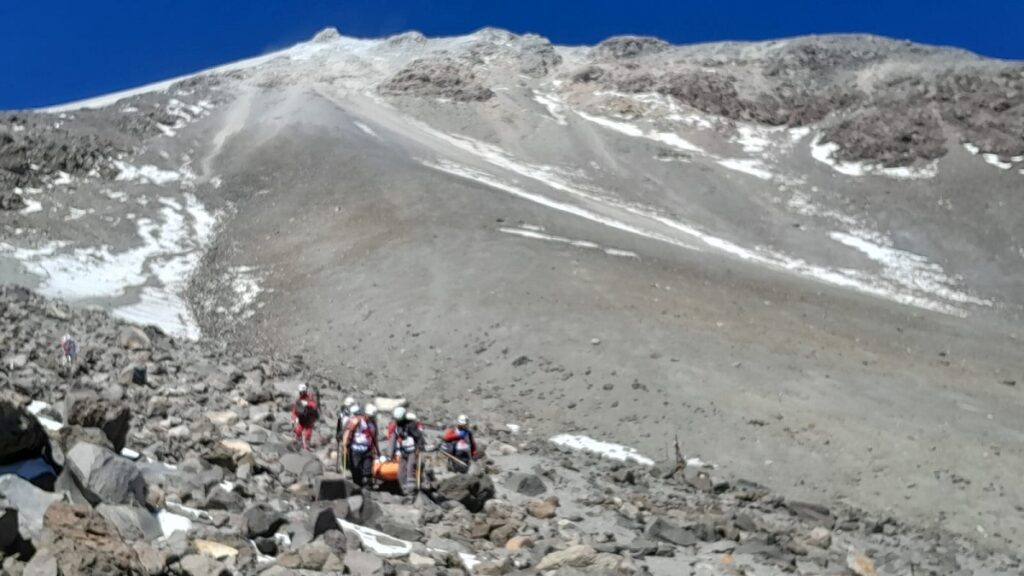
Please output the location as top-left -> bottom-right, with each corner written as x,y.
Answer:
345,494 -> 383,527
785,500 -> 836,529
505,473 -> 546,496
63,390 -> 132,452
310,505 -> 339,540
254,536 -> 278,556
315,474 -> 360,501
0,501 -> 17,552
435,473 -> 495,513
0,396 -> 50,465
646,517 -> 697,547
204,486 -> 244,512
377,517 -> 424,542
0,190 -> 26,211
243,503 -> 286,538
611,468 -> 636,485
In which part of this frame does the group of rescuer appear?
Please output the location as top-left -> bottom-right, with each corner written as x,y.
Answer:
289,385 -> 479,498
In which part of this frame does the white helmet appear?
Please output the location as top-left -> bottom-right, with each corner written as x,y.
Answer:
350,404 -> 362,415
407,412 -> 418,422
393,406 -> 407,421
457,414 -> 469,426
364,404 -> 378,417
62,334 -> 72,342
298,383 -> 308,394
343,396 -> 355,407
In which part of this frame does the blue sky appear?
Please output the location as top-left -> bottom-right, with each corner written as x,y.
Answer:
2,0 -> 1022,109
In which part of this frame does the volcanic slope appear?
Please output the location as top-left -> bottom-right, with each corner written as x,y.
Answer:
2,28 -> 1024,550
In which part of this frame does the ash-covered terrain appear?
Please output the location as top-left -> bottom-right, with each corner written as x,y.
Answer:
2,26 -> 1024,574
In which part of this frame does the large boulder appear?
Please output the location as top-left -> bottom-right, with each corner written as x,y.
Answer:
65,443 -> 147,507
0,474 -> 65,543
243,503 -> 286,538
434,473 -> 495,513
63,391 -> 132,452
0,396 -> 50,465
280,452 -> 323,478
38,502 -> 144,575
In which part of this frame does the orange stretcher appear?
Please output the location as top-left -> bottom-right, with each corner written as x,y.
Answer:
373,458 -> 399,482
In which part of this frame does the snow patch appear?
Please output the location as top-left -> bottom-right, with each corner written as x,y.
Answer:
736,125 -> 773,155
0,193 -> 217,339
114,161 -> 182,185
353,121 -> 379,138
829,230 -> 991,307
157,510 -> 193,539
982,153 -> 1013,170
337,519 -> 412,558
534,92 -> 568,125
717,158 -> 775,180
423,159 -> 700,253
500,226 -> 639,259
20,199 -> 42,215
576,111 -> 703,153
550,434 -> 655,466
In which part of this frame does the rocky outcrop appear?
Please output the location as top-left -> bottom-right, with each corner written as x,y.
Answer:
379,57 -> 495,102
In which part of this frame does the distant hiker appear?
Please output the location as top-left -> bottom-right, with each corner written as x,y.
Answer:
342,404 -> 379,487
441,414 -> 478,471
60,334 -> 77,365
393,411 -> 426,498
290,383 -> 319,450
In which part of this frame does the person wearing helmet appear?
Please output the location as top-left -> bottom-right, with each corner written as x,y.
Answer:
393,410 -> 426,498
290,383 -> 319,450
386,406 -> 408,451
336,396 -> 358,442
441,414 -> 478,471
60,334 -> 78,365
342,404 -> 379,487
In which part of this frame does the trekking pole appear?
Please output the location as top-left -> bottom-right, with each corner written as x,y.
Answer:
416,449 -> 422,491
436,449 -> 470,471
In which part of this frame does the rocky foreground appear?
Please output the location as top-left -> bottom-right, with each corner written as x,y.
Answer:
0,285 -> 1020,576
